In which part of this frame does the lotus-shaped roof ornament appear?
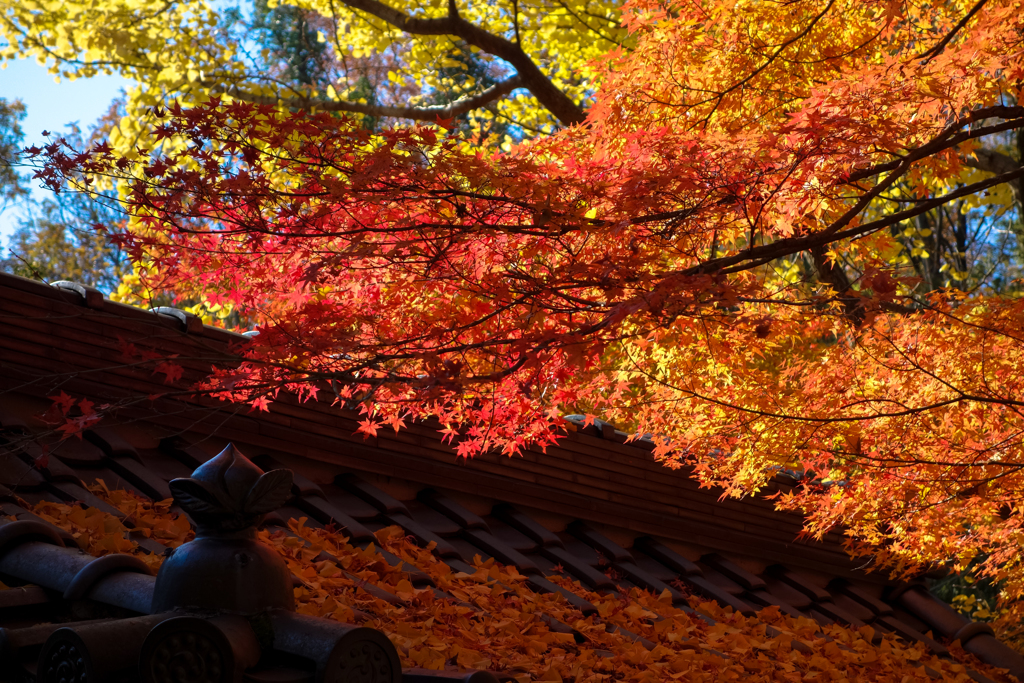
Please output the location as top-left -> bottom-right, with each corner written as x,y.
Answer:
169,443 -> 293,535
154,443 -> 296,613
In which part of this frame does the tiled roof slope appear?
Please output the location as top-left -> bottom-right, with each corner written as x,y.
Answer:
1,271 -> 1023,682
0,273 -> 869,578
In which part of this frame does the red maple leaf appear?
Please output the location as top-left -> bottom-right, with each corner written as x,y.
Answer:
250,395 -> 272,412
33,444 -> 50,470
48,391 -> 76,415
455,440 -> 478,459
357,419 -> 379,439
153,361 -> 184,384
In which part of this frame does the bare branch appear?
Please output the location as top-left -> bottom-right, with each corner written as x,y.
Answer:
210,75 -> 523,122
962,146 -> 1022,206
337,0 -> 586,126
915,0 -> 990,63
687,164 -> 1024,278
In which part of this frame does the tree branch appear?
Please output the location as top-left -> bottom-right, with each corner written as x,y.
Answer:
686,164 -> 1024,278
915,0 -> 990,63
961,146 -> 1022,206
809,244 -> 861,318
210,75 -> 523,122
845,105 -> 1024,184
337,0 -> 586,126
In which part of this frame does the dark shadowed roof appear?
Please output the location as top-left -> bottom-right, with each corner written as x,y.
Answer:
1,271 -> 1023,683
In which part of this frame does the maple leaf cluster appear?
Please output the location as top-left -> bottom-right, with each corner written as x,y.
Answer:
39,391 -> 103,451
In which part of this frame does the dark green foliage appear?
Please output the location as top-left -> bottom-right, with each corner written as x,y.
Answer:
2,120 -> 128,293
2,193 -> 129,293
251,0 -> 331,88
0,97 -> 28,206
931,557 -> 1003,623
349,73 -> 380,131
428,43 -> 515,144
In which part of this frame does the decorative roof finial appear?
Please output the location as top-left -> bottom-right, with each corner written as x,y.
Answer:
169,443 -> 293,535
152,444 -> 296,614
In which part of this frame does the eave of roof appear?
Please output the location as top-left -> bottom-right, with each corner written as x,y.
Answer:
0,271 -> 850,577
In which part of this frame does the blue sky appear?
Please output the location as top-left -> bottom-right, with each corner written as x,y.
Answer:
1,58 -> 128,243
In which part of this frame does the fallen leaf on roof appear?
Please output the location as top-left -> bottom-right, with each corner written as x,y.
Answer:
13,488 -> 1021,683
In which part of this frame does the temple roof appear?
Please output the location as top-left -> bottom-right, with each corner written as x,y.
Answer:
1,271 -> 1022,683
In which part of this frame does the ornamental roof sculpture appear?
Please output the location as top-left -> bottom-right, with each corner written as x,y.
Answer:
1,442 -> 401,683
154,444 -> 296,614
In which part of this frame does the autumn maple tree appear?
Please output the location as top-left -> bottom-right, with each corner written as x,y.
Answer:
1,0 -> 623,295
19,0 -> 1024,649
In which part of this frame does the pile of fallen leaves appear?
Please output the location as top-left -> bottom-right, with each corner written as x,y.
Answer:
13,485 -> 1020,683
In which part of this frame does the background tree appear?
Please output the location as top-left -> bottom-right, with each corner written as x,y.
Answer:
2,185 -> 129,291
0,97 -> 28,207
249,0 -> 334,91
0,0 -> 626,140
1,110 -> 130,292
